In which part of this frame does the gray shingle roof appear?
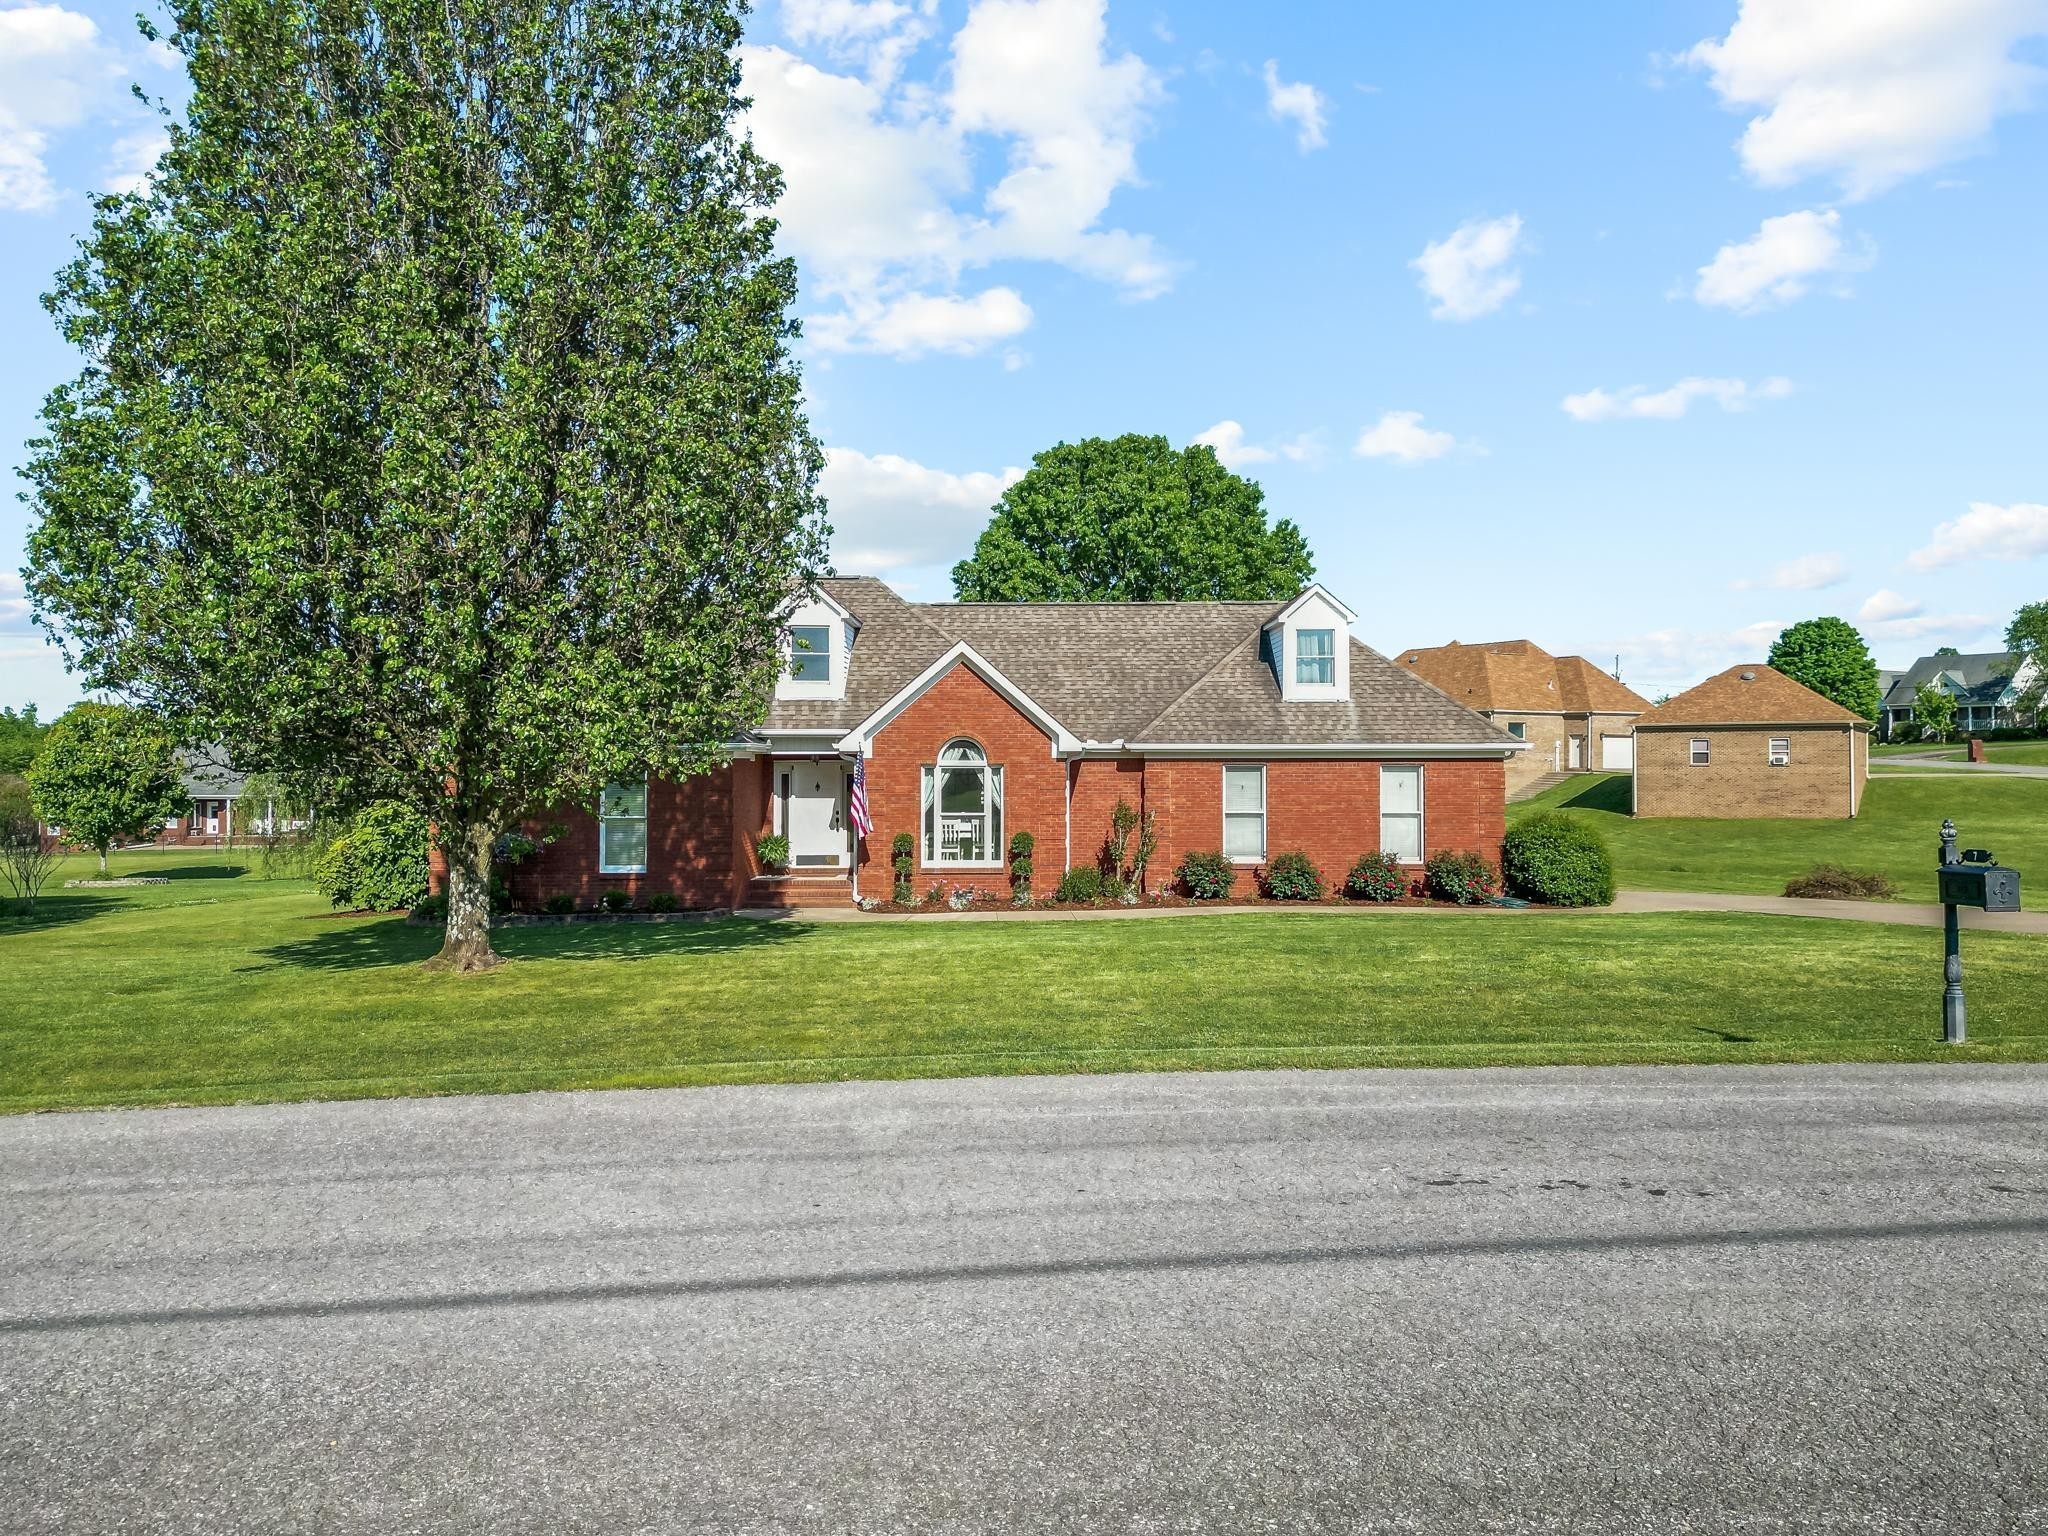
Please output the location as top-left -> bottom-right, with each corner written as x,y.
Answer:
177,745 -> 247,799
1879,652 -> 2023,711
761,577 -> 1513,748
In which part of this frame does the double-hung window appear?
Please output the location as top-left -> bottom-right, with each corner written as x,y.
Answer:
1295,629 -> 1336,686
1380,765 -> 1423,863
599,781 -> 649,873
1690,738 -> 1711,766
1223,765 -> 1266,862
788,624 -> 831,682
923,739 -> 1003,866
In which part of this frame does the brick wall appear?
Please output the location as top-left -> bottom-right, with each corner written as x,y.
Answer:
1141,756 -> 1506,895
1634,726 -> 1867,819
506,764 -> 743,909
1068,757 -> 1146,877
858,662 -> 1064,898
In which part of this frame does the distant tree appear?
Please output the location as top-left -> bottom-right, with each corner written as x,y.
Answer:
1910,682 -> 1958,744
1933,646 -> 1960,657
1768,618 -> 1881,720
22,0 -> 824,970
0,706 -> 48,775
2008,601 -> 2048,726
0,774 -> 59,917
25,704 -> 186,874
951,434 -> 1316,601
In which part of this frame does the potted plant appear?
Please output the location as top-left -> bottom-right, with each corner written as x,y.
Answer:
757,833 -> 790,873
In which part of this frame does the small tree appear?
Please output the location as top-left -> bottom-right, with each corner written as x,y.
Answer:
1767,618 -> 1881,721
1911,682 -> 1958,743
25,704 -> 186,875
0,775 -> 60,916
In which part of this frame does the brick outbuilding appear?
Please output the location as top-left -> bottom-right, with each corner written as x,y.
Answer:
1629,664 -> 1872,820
502,578 -> 1526,909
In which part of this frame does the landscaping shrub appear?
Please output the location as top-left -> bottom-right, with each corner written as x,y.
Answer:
1009,831 -> 1035,898
645,892 -> 680,913
311,801 -> 430,911
1177,850 -> 1236,901
410,892 -> 448,922
891,832 -> 914,904
599,889 -> 633,913
1784,864 -> 1898,901
1262,851 -> 1323,901
1501,813 -> 1616,908
756,833 -> 790,870
543,892 -> 577,915
1424,849 -> 1499,905
1345,851 -> 1406,902
1055,865 -> 1102,904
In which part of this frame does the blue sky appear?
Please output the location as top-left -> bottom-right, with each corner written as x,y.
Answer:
3,0 -> 2046,713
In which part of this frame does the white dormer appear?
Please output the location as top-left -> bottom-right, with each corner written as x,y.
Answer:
1264,585 -> 1359,702
774,589 -> 860,703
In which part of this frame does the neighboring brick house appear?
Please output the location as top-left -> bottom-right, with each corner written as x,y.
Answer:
1393,639 -> 1650,793
150,747 -> 306,847
500,577 -> 1527,909
1877,651 -> 2040,740
1630,664 -> 1871,820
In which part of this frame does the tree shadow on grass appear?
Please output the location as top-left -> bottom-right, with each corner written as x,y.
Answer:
0,893 -> 122,932
1558,774 -> 1633,815
245,915 -> 815,973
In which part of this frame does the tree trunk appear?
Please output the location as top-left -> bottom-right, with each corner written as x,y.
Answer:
426,823 -> 502,972
97,843 -> 108,876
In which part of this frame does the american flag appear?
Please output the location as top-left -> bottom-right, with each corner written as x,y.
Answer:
848,753 -> 874,839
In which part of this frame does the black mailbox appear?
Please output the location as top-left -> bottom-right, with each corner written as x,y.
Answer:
1939,864 -> 2021,912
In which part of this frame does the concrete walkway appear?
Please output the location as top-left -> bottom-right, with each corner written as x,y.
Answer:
740,891 -> 2048,933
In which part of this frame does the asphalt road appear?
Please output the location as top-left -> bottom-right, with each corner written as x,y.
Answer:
5,1066 -> 2047,1534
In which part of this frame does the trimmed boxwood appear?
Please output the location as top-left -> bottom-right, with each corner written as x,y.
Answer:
1055,865 -> 1102,904
1177,850 -> 1236,901
1261,851 -> 1322,901
1424,849 -> 1499,906
1345,850 -> 1406,902
1501,813 -> 1615,907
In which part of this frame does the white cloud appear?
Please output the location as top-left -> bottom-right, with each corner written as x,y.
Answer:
780,0 -> 934,87
741,0 -> 1171,359
0,571 -> 32,632
1410,214 -> 1524,321
810,286 -> 1032,357
819,446 -> 1025,578
1354,410 -> 1456,465
0,3 -> 109,211
1599,620 -> 1789,696
1731,552 -> 1849,592
1907,501 -> 2048,570
1561,375 -> 1792,423
1681,0 -> 2048,199
1278,431 -> 1325,464
1858,589 -> 1922,623
1192,420 -> 1275,469
103,126 -> 167,195
1694,208 -> 1874,312
1865,612 -> 1999,644
1262,60 -> 1328,152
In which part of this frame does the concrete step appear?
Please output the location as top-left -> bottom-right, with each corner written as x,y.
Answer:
1509,769 -> 1586,803
745,872 -> 855,909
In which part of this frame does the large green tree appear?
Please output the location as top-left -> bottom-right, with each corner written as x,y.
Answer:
25,704 -> 187,874
1767,617 -> 1881,721
23,0 -> 825,969
951,434 -> 1316,601
2008,600 -> 2048,724
0,707 -> 48,776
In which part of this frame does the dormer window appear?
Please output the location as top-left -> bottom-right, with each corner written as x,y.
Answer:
789,625 -> 831,682
1296,629 -> 1335,686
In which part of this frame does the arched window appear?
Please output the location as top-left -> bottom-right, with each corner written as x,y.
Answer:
922,738 -> 1004,866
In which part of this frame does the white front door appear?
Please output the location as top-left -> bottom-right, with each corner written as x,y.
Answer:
1567,736 -> 1582,770
1601,734 -> 1633,771
786,762 -> 847,867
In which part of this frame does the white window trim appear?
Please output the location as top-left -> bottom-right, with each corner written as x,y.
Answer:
1379,764 -> 1426,866
1769,736 -> 1792,767
598,781 -> 649,874
787,623 -> 832,684
1294,628 -> 1337,687
1689,738 -> 1711,766
1223,764 -> 1267,864
921,744 -> 1006,869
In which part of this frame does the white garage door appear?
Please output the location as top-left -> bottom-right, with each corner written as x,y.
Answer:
1601,734 -> 1633,771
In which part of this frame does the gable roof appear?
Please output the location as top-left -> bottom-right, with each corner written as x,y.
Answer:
1878,651 -> 2025,710
1393,639 -> 1650,715
1631,664 -> 1867,729
761,577 -> 1515,749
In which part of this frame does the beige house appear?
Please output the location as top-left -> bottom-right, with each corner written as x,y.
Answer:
1395,639 -> 1650,793
1631,664 -> 1871,819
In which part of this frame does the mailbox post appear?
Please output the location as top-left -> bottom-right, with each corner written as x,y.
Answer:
1935,818 -> 2023,1045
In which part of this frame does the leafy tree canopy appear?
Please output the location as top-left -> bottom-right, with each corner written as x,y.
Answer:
23,0 -> 825,969
1910,681 -> 1957,744
25,703 -> 186,873
1933,646 -> 1960,657
0,706 -> 48,776
1768,617 -> 1882,721
2007,601 -> 2048,661
950,434 -> 1315,602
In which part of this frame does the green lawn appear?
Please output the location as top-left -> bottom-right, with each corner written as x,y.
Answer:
1510,771 -> 2048,898
1872,741 -> 1964,759
3,850 -> 2043,1112
1989,742 -> 2048,765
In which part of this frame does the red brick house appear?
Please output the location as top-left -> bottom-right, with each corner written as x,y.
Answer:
502,577 -> 1527,909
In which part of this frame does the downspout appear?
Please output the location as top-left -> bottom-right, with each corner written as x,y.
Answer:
1064,758 -> 1073,877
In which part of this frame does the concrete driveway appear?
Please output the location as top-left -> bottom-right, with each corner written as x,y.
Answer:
5,1066 -> 2047,1533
